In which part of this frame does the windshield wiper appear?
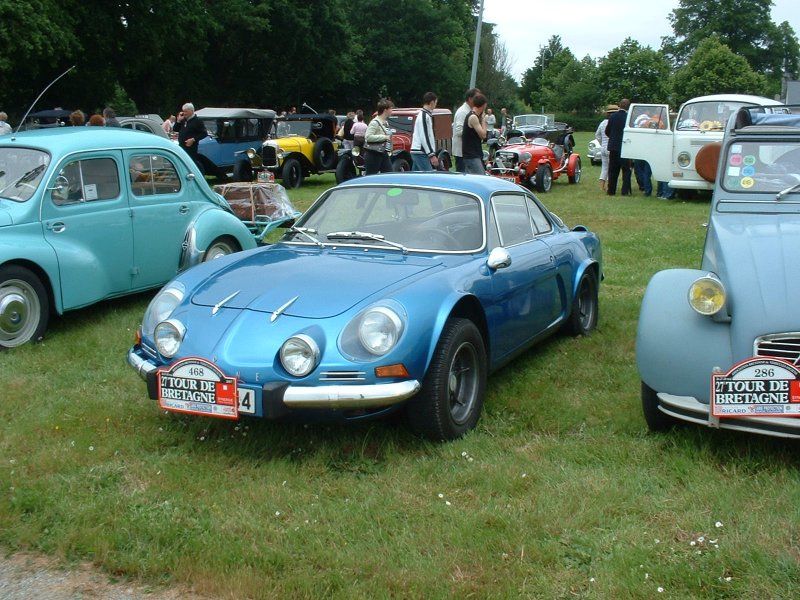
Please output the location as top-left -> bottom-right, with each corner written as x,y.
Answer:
14,164 -> 46,187
326,230 -> 408,253
776,181 -> 800,201
288,225 -> 324,247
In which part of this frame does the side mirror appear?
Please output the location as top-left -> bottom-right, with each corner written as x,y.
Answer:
487,247 -> 511,270
47,174 -> 69,192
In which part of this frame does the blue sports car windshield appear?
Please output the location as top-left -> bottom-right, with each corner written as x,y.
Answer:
0,148 -> 51,202
288,185 -> 485,252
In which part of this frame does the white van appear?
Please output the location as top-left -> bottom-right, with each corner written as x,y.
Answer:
622,94 -> 783,195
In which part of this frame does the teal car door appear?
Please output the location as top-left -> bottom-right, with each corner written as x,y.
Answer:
489,192 -> 559,359
41,153 -> 134,310
126,152 -> 193,289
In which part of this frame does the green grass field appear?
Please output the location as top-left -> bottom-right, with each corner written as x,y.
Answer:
1,132 -> 798,599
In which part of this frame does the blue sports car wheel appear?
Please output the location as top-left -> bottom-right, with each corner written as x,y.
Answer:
406,318 -> 487,441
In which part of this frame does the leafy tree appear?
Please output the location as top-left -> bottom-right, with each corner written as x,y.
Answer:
661,0 -> 799,95
671,36 -> 767,103
519,35 -> 564,110
541,55 -> 601,116
474,26 -> 518,113
597,38 -> 672,105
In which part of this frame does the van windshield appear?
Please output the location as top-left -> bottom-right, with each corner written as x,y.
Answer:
677,101 -> 754,132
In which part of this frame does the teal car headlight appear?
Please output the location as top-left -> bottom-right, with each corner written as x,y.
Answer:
688,275 -> 726,316
358,307 -> 403,356
142,283 -> 185,338
154,319 -> 186,358
280,334 -> 319,377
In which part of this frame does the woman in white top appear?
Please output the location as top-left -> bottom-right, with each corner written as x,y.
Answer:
595,104 -> 616,191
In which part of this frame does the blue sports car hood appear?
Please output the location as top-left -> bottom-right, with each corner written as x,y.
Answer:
704,213 -> 800,322
190,246 -> 440,318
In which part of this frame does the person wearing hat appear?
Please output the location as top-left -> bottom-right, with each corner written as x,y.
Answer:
605,99 -> 632,196
595,104 -> 617,191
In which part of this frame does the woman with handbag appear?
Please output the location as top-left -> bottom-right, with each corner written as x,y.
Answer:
364,98 -> 394,175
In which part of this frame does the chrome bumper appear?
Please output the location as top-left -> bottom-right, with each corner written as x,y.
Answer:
127,347 -> 420,410
658,392 -> 800,439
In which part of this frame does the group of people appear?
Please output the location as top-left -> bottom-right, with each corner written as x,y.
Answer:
596,99 -> 673,199
68,107 -> 120,128
347,87 -> 497,176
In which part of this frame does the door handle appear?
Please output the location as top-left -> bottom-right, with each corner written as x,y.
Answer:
46,222 -> 66,233
179,205 -> 190,214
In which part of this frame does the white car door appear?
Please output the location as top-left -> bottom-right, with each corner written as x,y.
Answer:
622,103 -> 674,182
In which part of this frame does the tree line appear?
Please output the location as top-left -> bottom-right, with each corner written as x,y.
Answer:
0,0 -> 796,125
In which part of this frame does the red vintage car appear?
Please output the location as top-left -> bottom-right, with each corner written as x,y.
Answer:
486,124 -> 581,192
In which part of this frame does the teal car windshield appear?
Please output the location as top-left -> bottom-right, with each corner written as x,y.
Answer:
721,141 -> 800,197
0,148 -> 51,202
290,185 -> 484,252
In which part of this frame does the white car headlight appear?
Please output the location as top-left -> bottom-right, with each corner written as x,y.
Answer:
358,307 -> 403,356
280,334 -> 319,377
688,275 -> 726,316
154,319 -> 186,358
142,283 -> 185,338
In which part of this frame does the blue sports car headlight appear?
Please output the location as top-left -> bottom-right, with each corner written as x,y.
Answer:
154,319 -> 186,358
358,307 -> 403,356
280,334 -> 320,377
142,282 -> 185,339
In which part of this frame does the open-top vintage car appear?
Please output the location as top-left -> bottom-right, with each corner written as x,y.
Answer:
127,172 -> 602,441
637,105 -> 800,438
487,124 -> 580,192
0,127 -> 257,348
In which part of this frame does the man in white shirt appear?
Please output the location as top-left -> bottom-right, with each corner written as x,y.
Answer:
411,92 -> 439,171
452,88 -> 480,172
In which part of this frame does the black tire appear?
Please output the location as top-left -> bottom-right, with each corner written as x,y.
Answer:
335,156 -> 357,184
0,265 -> 49,348
392,157 -> 411,172
642,381 -> 677,431
203,237 -> 240,262
313,138 -> 337,170
566,270 -> 598,336
281,158 -> 304,188
232,160 -> 252,182
568,157 -> 582,184
405,318 -> 487,441
535,164 -> 552,193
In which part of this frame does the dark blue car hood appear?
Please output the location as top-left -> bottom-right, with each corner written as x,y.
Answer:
190,246 -> 440,318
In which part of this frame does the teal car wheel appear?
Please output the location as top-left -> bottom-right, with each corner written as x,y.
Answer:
204,238 -> 240,262
0,266 -> 49,348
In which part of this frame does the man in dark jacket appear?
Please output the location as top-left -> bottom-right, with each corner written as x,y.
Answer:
605,98 -> 631,196
173,102 -> 208,167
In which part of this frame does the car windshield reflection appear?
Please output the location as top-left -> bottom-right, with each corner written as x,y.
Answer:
721,141 -> 800,198
286,185 -> 484,252
0,148 -> 51,202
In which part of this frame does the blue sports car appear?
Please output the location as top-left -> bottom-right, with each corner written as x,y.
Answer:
128,172 -> 603,440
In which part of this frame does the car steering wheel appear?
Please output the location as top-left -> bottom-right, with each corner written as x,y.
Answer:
410,228 -> 460,250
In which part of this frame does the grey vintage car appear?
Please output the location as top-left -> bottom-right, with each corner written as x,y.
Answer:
636,105 -> 800,438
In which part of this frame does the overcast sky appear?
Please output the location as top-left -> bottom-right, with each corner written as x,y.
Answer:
483,0 -> 800,81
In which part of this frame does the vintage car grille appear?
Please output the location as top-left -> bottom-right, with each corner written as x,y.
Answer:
320,371 -> 367,381
260,144 -> 278,167
494,151 -> 518,169
754,334 -> 800,363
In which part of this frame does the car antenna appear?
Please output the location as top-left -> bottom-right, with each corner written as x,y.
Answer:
14,65 -> 76,135
301,102 -> 319,114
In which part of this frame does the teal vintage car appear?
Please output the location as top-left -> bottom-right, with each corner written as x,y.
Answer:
0,127 -> 257,348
